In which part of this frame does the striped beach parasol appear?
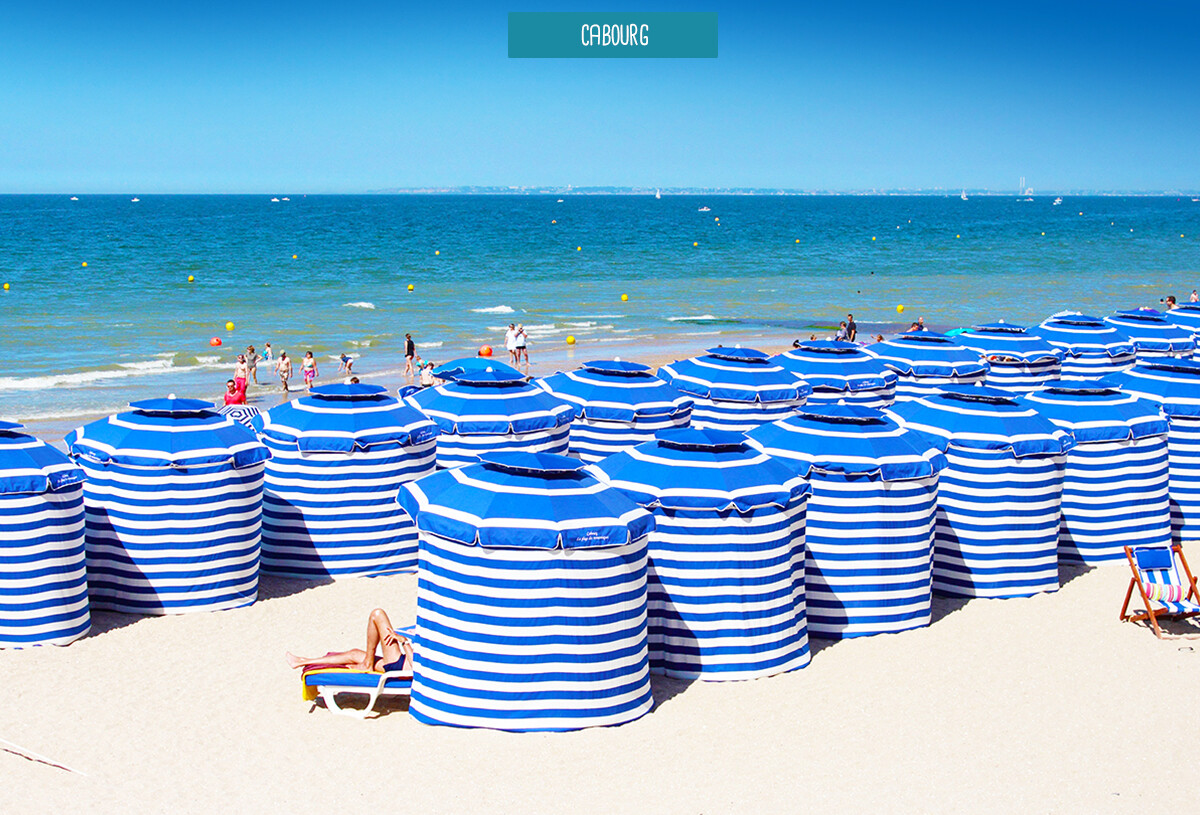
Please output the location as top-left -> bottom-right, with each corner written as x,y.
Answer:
865,332 -> 988,400
887,386 -> 1074,598
65,397 -> 269,614
589,428 -> 811,681
534,359 -> 693,462
1104,308 -> 1195,361
217,404 -> 262,432
258,383 -> 439,579
772,340 -> 898,408
396,452 -> 655,731
658,347 -> 811,432
1031,311 -> 1136,380
1103,360 -> 1200,545
1021,385 -> 1171,564
746,405 -> 947,639
432,357 -> 524,381
956,322 -> 1064,394
404,368 -> 573,468
1163,303 -> 1200,341
0,421 -> 90,647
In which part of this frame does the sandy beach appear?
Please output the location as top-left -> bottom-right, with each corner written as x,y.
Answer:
2,558 -> 1196,813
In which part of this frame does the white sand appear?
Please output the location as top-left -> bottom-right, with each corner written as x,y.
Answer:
2,559 -> 1197,813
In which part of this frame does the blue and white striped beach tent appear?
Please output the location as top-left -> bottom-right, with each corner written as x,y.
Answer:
217,404 -> 262,432
396,452 -> 655,731
1104,309 -> 1195,361
865,332 -> 989,400
956,322 -> 1064,394
657,347 -> 811,432
1031,312 -> 1136,380
534,360 -> 693,462
404,368 -> 573,468
588,428 -> 811,681
65,397 -> 269,614
772,341 -> 898,408
1021,385 -> 1171,564
886,387 -> 1073,598
0,421 -> 90,647
1103,360 -> 1200,545
258,384 -> 439,579
746,406 -> 947,638
1164,303 -> 1200,341
432,357 -> 523,382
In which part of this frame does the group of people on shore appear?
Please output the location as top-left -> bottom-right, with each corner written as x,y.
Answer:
224,341 -> 331,405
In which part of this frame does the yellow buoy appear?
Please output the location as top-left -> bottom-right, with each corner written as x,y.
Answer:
2,283 -> 8,291
292,254 -> 297,259
81,262 -> 87,267
872,236 -> 876,241
693,241 -> 698,247
621,294 -> 629,302
714,217 -> 719,222
225,321 -> 235,331
795,239 -> 800,243
897,304 -> 905,314
407,283 -> 414,292
435,250 -> 440,256
566,335 -> 576,345
1041,232 -> 1045,236
576,246 -> 582,251
187,275 -> 194,283
552,219 -> 556,224
956,234 -> 961,239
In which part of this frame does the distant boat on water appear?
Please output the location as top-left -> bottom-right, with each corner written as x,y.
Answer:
131,197 -> 140,202
271,197 -> 280,202
698,206 -> 711,212
281,197 -> 290,201
960,190 -> 968,200
556,199 -> 563,203
69,196 -> 78,201
1053,197 -> 1063,206
655,189 -> 661,199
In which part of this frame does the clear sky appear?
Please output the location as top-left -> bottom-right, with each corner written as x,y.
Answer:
1,1 -> 1197,193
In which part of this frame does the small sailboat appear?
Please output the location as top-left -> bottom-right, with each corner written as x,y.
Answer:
69,196 -> 78,201
698,206 -> 711,212
131,197 -> 140,202
1052,197 -> 1063,206
655,189 -> 661,199
960,190 -> 968,200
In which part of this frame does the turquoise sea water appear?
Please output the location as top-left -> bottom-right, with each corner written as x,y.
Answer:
1,193 -> 1198,423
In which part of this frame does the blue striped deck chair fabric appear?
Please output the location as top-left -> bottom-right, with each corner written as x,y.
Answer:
301,625 -> 416,718
1119,545 -> 1200,638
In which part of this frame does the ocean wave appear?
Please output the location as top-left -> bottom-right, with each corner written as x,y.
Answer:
417,341 -> 444,349
0,355 -> 227,392
564,321 -> 597,328
668,314 -> 720,322
573,314 -> 623,319
343,302 -> 376,309
472,305 -> 515,314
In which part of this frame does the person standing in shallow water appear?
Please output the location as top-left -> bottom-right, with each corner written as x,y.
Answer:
275,351 -> 292,393
846,313 -> 857,342
403,333 -> 416,382
301,351 -> 318,391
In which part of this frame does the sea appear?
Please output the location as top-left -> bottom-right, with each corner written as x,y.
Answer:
2,193 -> 1198,427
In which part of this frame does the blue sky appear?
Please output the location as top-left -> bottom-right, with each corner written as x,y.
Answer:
1,1 -> 1197,192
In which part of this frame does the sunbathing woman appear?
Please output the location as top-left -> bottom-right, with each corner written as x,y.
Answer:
285,608 -> 413,673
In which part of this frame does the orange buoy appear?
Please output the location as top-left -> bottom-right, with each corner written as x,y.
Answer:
478,345 -> 493,357
210,337 -> 222,347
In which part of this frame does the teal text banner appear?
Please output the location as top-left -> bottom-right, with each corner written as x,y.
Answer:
508,12 -> 718,58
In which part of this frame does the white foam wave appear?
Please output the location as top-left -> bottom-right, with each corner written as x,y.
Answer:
682,330 -> 722,336
343,302 -> 376,309
564,321 -> 597,328
0,357 -> 227,392
472,305 -> 514,314
668,314 -> 720,322
417,341 -> 444,349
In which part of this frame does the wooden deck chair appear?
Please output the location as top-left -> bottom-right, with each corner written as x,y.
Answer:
1120,544 -> 1200,638
300,626 -> 415,718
